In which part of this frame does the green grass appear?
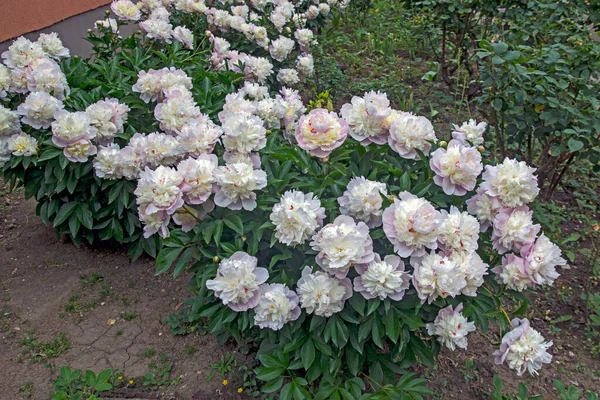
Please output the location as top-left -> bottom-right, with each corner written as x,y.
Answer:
142,347 -> 156,358
20,332 -> 71,363
18,381 -> 33,398
121,311 -> 138,321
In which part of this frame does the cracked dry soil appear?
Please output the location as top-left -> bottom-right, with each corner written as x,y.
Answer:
0,193 -> 250,400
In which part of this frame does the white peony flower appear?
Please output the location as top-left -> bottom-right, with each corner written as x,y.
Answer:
452,119 -> 487,146
493,318 -> 552,376
86,98 -> 130,142
437,206 -> 480,254
63,139 -> 97,163
338,177 -> 387,228
270,190 -> 326,247
256,98 -> 286,129
0,64 -> 11,98
354,254 -> 411,300
172,26 -> 194,49
154,93 -> 200,133
129,131 -> 182,169
51,111 -> 96,147
0,105 -> 22,136
222,114 -> 267,153
247,57 -> 274,83
297,266 -> 352,317
177,154 -> 217,205
213,162 -> 267,211
37,33 -> 70,59
26,57 -> 69,100
277,68 -> 300,86
94,143 -> 122,179
132,69 -> 163,103
254,283 -> 301,330
466,188 -> 506,232
7,132 -> 38,156
492,206 -> 540,254
448,251 -> 488,296
269,36 -> 295,62
481,158 -> 539,207
95,18 -> 119,34
111,0 -> 141,20
1,37 -> 45,68
426,303 -> 475,350
311,215 -> 374,279
492,254 -> 531,292
176,115 -> 223,157
241,81 -> 269,100
382,192 -> 442,258
17,91 -> 63,129
206,251 -> 269,311
218,92 -> 257,123
340,91 -> 393,145
296,54 -> 315,79
140,18 -> 173,42
412,251 -> 466,303
134,165 -> 185,215
295,28 -> 315,50
388,113 -> 436,159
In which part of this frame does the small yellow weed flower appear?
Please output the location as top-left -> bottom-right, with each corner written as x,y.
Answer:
238,388 -> 243,393
118,376 -> 123,380
129,380 -> 134,385
222,379 -> 228,386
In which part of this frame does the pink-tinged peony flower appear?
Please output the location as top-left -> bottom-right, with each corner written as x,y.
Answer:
297,266 -> 352,317
86,98 -> 130,142
354,254 -> 410,300
411,251 -> 466,303
437,206 -> 480,254
172,26 -> 194,49
452,119 -> 487,146
51,111 -> 97,147
37,33 -> 70,60
295,108 -> 348,157
430,140 -> 483,195
340,91 -> 392,146
466,188 -> 506,232
382,192 -> 442,258
7,133 -> 38,156
132,69 -> 163,103
310,215 -> 374,279
206,252 -> 269,312
492,206 -> 540,254
337,177 -> 387,228
493,318 -> 552,376
140,18 -> 173,43
222,151 -> 261,168
172,203 -> 212,233
426,303 -> 475,350
94,143 -> 122,179
1,37 -> 45,69
0,64 -> 10,99
492,254 -> 531,292
134,166 -> 185,215
138,204 -> 171,238
154,93 -> 200,133
254,283 -> 301,330
270,190 -> 326,247
177,154 -> 217,205
520,234 -> 565,286
448,251 -> 488,297
481,158 -> 539,207
213,162 -> 267,211
388,113 -> 436,159
63,139 -> 97,163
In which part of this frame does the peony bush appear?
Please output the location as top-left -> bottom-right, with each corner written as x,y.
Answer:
0,0 -> 566,397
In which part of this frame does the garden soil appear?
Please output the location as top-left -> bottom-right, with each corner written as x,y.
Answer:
1,189 -> 599,399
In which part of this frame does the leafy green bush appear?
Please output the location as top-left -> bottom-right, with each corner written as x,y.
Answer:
51,366 -> 114,400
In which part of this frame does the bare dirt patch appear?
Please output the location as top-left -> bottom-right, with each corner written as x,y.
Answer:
0,192 -> 249,400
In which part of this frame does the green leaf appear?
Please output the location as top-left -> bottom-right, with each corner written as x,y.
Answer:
53,202 -> 78,226
567,138 -> 584,153
223,214 -> 244,235
155,247 -> 183,275
261,376 -> 284,393
301,339 -> 316,370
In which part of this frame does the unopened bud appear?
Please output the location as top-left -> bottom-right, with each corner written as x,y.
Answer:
389,194 -> 397,201
265,129 -> 272,136
319,156 -> 329,163
105,10 -> 111,16
212,256 -> 220,263
477,145 -> 485,154
205,30 -> 212,37
438,140 -> 448,149
241,235 -> 247,242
